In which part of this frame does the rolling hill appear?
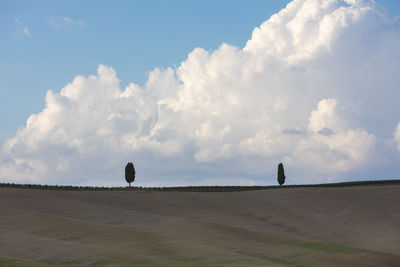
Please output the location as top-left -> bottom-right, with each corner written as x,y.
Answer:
0,183 -> 399,266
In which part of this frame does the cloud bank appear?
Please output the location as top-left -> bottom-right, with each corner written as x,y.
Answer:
2,0 -> 400,186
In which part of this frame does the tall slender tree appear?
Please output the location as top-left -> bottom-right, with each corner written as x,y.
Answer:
277,162 -> 285,186
125,162 -> 135,187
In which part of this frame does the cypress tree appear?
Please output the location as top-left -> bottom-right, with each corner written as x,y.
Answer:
125,162 -> 135,187
277,162 -> 285,186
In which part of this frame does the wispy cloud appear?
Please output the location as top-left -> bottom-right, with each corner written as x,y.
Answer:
63,17 -> 73,24
22,27 -> 31,37
49,17 -> 85,29
14,18 -> 31,37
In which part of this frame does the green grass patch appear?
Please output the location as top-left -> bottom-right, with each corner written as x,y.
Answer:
0,255 -> 55,267
293,242 -> 355,254
259,256 -> 305,267
235,251 -> 305,267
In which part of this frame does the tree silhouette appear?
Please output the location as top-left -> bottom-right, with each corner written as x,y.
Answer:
125,162 -> 135,187
277,162 -> 285,186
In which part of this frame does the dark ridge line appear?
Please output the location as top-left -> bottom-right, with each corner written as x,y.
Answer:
0,179 -> 400,192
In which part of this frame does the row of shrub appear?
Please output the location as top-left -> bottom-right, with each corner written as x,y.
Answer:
0,179 -> 399,192
0,183 -> 128,191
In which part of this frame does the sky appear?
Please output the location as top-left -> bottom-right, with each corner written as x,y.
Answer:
1,0 -> 400,186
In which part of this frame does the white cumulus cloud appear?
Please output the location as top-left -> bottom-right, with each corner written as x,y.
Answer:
2,0 -> 400,186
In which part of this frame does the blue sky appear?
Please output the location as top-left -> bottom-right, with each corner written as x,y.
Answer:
0,0 -> 400,185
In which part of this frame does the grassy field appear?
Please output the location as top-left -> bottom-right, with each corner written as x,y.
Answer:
0,182 -> 400,266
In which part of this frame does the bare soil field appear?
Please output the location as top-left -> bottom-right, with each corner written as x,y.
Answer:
0,184 -> 399,266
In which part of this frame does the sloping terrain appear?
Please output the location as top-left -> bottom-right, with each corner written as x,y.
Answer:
0,185 -> 399,266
